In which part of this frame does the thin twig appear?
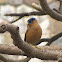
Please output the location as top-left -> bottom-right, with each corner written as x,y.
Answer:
53,8 -> 61,14
5,11 -> 46,23
32,3 -> 43,12
37,32 -> 62,46
59,0 -> 62,14
10,16 -> 23,23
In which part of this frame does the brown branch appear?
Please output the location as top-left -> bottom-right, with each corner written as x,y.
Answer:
0,54 -> 31,62
5,11 -> 46,23
0,55 -> 7,62
57,0 -> 61,1
4,0 -> 62,22
0,44 -> 62,61
39,0 -> 62,21
5,57 -> 31,62
37,38 -> 49,45
58,53 -> 62,62
0,44 -> 25,55
0,23 -> 57,60
0,60 -> 4,62
0,44 -> 31,62
47,32 -> 62,45
0,44 -> 62,55
5,11 -> 46,16
59,0 -> 62,14
10,16 -> 23,23
0,23 -> 62,60
32,3 -> 44,12
0,54 -> 9,62
37,32 -> 62,46
53,8 -> 61,14
58,57 -> 62,62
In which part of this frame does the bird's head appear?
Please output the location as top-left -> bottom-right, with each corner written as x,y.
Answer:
26,18 -> 36,25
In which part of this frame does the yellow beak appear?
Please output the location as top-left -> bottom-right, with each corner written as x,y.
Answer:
26,22 -> 28,24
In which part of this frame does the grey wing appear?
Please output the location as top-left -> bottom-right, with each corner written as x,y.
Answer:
24,30 -> 28,41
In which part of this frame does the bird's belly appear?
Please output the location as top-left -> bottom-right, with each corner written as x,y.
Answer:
26,29 -> 42,45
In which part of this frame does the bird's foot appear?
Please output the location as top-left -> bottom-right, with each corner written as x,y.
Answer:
29,43 -> 35,48
35,46 -> 42,50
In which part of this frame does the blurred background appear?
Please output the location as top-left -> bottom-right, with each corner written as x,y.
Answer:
0,0 -> 62,62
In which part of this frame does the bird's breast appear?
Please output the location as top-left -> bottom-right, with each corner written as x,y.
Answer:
26,24 -> 42,45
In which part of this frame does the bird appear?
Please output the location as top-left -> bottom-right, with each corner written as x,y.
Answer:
24,18 -> 42,45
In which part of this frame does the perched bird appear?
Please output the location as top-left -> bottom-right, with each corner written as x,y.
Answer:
24,18 -> 42,45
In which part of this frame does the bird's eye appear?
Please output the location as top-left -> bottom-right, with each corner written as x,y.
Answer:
29,21 -> 31,23
28,21 -> 32,24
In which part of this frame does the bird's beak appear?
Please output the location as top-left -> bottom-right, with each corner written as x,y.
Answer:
26,22 -> 28,25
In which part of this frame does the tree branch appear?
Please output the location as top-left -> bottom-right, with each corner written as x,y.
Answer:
59,0 -> 62,14
54,0 -> 62,15
0,23 -> 62,60
5,11 -> 46,17
53,8 -> 61,14
0,54 -> 31,62
32,3 -> 44,12
58,57 -> 62,62
39,0 -> 62,21
4,0 -> 62,23
0,44 -> 25,55
37,32 -> 62,45
5,11 -> 46,23
0,44 -> 62,55
47,32 -> 62,45
0,0 -> 62,62
0,60 -> 4,62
